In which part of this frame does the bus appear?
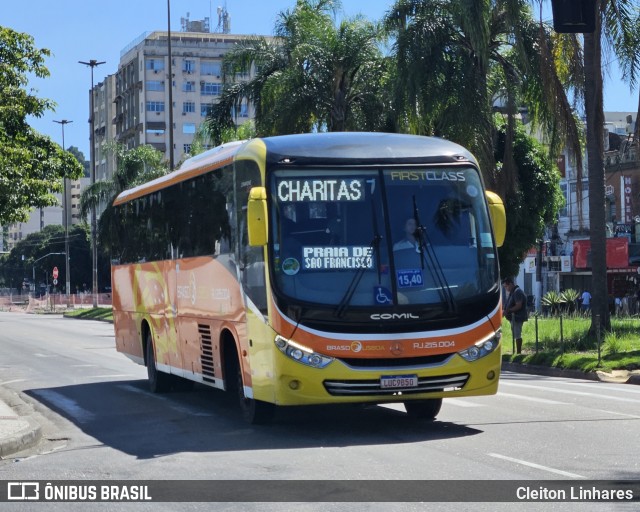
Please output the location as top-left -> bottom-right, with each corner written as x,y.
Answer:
111,132 -> 506,423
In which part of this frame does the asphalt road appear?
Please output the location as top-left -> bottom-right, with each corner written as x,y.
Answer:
1,312 -> 639,511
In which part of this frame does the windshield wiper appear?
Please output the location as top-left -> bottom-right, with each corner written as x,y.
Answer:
334,233 -> 381,318
335,195 -> 385,318
412,195 -> 457,313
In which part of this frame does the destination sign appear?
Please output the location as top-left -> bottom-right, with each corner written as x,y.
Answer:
302,246 -> 373,270
277,179 -> 364,202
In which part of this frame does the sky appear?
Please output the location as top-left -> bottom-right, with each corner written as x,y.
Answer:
4,0 -> 639,158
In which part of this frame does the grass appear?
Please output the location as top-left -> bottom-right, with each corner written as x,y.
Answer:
501,314 -> 640,372
64,306 -> 113,322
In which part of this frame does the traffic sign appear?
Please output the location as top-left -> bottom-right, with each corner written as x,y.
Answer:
53,278 -> 58,285
53,266 -> 59,279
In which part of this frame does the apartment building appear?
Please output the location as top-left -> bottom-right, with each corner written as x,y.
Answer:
1,177 -> 91,252
98,25 -> 257,178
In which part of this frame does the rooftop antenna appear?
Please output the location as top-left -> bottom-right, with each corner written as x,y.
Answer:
215,1 -> 230,34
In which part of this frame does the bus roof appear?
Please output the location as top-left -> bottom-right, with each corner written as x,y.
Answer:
113,133 -> 478,206
260,132 -> 478,167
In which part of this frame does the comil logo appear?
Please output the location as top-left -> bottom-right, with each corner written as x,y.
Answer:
8,482 -> 39,500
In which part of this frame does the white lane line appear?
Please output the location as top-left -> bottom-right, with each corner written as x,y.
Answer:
588,408 -> 640,419
497,392 -> 568,405
86,374 -> 132,379
444,398 -> 483,408
0,379 -> 26,385
34,353 -> 57,358
488,453 -> 586,479
32,389 -> 95,424
70,365 -> 98,368
500,382 -> 640,404
117,384 -> 212,417
563,381 -> 640,395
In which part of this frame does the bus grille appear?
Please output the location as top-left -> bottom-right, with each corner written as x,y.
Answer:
323,373 -> 469,397
339,353 -> 452,368
198,324 -> 216,383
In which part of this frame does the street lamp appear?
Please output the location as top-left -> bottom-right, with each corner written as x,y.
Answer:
53,119 -> 72,305
79,59 -> 105,308
32,252 -> 65,296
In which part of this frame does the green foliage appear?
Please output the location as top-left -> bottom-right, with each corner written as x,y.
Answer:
383,0 -> 582,191
494,120 -> 563,277
0,224 -> 92,292
204,0 -> 389,142
501,315 -> 640,372
64,307 -> 113,322
79,143 -> 168,255
0,26 -> 83,224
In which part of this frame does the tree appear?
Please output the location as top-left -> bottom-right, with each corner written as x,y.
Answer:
494,117 -> 564,277
0,224 -> 92,293
384,0 -> 582,197
0,27 -> 83,225
79,143 -> 167,255
581,0 -> 637,332
204,0 -> 390,141
67,146 -> 90,178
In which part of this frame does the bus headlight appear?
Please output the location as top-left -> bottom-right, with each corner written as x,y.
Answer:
274,335 -> 334,369
458,330 -> 501,362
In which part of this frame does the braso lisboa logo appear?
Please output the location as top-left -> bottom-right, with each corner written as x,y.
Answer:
176,272 -> 197,305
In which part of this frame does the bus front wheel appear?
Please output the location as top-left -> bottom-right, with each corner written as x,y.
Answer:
404,398 -> 442,420
146,333 -> 171,393
233,360 -> 274,425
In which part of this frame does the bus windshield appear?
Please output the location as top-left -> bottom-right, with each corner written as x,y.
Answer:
270,167 -> 498,308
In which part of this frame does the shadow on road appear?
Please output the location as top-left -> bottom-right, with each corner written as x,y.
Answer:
25,379 -> 482,459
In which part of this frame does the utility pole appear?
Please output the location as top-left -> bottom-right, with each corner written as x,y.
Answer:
79,59 -> 105,308
167,0 -> 175,170
53,119 -> 72,305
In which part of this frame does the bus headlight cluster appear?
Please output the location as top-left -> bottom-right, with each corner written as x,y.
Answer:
274,335 -> 334,369
458,330 -> 501,362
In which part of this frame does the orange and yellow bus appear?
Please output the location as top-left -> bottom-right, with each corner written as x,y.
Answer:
111,132 -> 506,423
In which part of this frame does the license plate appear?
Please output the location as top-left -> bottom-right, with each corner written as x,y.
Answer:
380,375 -> 418,389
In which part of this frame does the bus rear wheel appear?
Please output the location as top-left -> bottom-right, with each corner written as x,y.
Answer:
404,398 -> 442,420
146,333 -> 171,393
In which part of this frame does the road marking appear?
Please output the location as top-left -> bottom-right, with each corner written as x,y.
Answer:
70,364 -> 98,368
34,353 -> 57,358
488,453 -> 586,479
32,389 -> 95,424
587,408 -> 640,419
563,381 -> 640,395
86,374 -> 132,379
497,392 -> 568,405
117,384 -> 213,417
500,382 -> 640,403
0,379 -> 26,385
444,398 -> 483,407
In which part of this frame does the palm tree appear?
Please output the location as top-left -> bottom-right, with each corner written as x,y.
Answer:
581,0 -> 637,332
204,0 -> 390,142
384,0 -> 583,197
79,143 -> 167,255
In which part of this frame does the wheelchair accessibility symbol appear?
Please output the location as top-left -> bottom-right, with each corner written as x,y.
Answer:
374,286 -> 392,305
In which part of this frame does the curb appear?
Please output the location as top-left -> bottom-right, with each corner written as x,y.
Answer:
0,388 -> 42,458
502,362 -> 640,385
0,416 -> 42,459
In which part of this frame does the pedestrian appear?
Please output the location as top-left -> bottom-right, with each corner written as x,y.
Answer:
502,277 -> 527,354
581,289 -> 592,313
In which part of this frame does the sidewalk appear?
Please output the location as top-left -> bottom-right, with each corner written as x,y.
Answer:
0,387 -> 42,459
0,364 -> 638,458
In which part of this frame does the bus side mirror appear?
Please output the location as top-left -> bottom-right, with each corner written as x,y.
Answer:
247,187 -> 268,246
485,190 -> 506,248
